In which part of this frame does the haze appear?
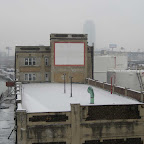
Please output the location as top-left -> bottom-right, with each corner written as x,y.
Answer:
0,0 -> 144,55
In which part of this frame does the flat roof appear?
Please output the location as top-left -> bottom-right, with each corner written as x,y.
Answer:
19,83 -> 142,113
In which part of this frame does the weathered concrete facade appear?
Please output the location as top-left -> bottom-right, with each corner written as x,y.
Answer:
15,79 -> 144,144
15,34 -> 93,83
16,103 -> 144,144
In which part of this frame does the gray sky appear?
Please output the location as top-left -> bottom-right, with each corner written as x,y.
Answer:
0,0 -> 144,55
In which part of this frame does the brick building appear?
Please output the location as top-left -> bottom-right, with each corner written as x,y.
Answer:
15,46 -> 51,82
15,34 -> 93,83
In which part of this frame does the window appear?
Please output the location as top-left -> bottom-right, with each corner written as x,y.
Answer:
45,73 -> 48,81
29,58 -> 32,65
25,74 -> 28,81
29,74 -> 32,81
24,74 -> 36,81
33,74 -> 36,81
25,58 -> 36,66
25,58 -> 28,65
45,58 -> 49,66
33,58 -> 36,65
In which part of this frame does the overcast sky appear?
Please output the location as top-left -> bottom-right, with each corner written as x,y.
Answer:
0,0 -> 144,55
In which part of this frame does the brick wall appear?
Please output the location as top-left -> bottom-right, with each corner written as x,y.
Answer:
114,86 -> 125,96
127,89 -> 141,101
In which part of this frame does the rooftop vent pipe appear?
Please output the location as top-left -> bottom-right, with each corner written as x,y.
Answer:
87,86 -> 94,104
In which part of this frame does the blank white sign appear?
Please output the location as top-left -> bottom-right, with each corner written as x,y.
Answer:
55,43 -> 85,65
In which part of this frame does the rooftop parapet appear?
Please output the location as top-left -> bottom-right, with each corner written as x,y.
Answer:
15,46 -> 50,52
50,33 -> 87,40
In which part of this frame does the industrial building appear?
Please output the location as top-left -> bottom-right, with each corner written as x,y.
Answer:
15,34 -> 144,144
94,53 -> 128,82
107,70 -> 144,92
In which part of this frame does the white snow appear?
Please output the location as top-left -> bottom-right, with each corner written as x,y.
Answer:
16,91 -> 20,95
17,103 -> 26,111
115,85 -> 125,89
16,94 -> 21,101
19,83 -> 142,113
128,88 -> 141,93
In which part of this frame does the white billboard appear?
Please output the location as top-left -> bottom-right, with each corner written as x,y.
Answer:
54,42 -> 85,66
109,44 -> 117,48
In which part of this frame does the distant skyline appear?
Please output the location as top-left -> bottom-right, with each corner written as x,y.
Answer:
0,0 -> 144,55
83,20 -> 96,46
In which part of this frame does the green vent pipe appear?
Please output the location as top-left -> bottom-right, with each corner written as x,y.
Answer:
87,86 -> 94,104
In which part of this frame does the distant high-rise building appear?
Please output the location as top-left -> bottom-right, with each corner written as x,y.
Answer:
83,20 -> 96,46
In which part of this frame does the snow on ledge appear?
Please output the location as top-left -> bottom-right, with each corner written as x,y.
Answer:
17,103 -> 26,112
16,94 -> 21,101
128,89 -> 141,93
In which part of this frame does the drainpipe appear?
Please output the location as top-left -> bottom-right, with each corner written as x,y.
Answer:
111,77 -> 113,94
87,86 -> 94,104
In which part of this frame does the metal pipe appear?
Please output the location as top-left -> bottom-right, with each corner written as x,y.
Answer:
111,77 -> 113,94
87,86 -> 94,104
63,73 -> 66,93
70,76 -> 73,97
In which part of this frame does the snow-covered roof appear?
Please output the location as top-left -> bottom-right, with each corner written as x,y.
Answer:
19,83 -> 142,113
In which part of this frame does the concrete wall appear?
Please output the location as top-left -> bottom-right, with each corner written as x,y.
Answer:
94,55 -> 127,82
16,103 -> 144,144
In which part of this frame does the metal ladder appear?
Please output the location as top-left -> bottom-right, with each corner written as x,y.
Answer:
137,70 -> 144,92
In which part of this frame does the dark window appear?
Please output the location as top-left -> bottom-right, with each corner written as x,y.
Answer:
33,74 -> 36,81
45,58 -> 48,66
29,74 -> 32,81
33,58 -> 36,65
25,58 -> 36,66
24,73 -> 36,81
25,74 -> 28,81
25,58 -> 28,65
29,58 -> 32,65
